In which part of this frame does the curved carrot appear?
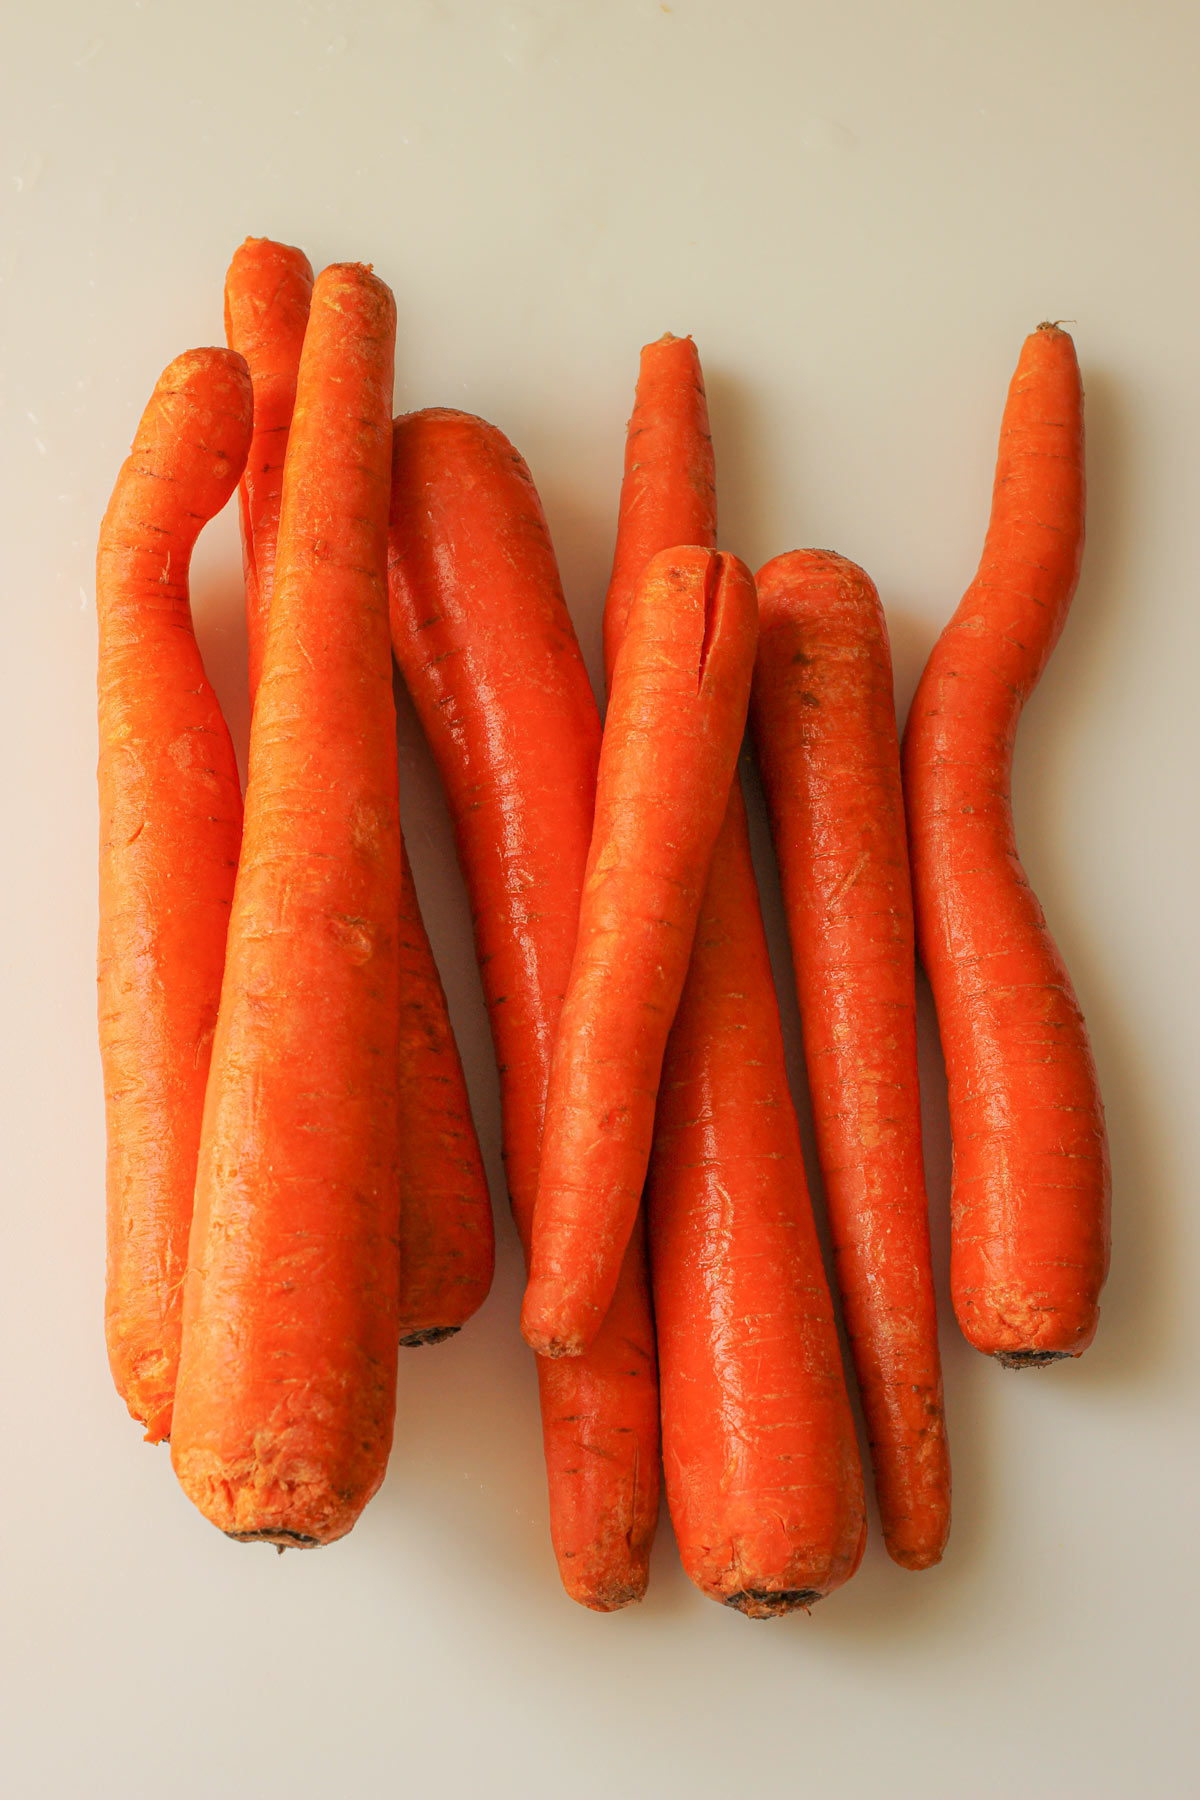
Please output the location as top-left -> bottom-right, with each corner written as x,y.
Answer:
902,323 -> 1110,1364
751,550 -> 950,1569
172,265 -> 401,1546
223,237 -> 314,698
226,242 -> 493,1343
387,408 -> 659,1608
522,545 -> 759,1360
608,336 -> 865,1611
97,347 -> 252,1443
394,830 -> 495,1344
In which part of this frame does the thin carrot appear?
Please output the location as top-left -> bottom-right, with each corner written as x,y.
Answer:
522,544 -> 759,1360
171,264 -> 401,1546
394,830 -> 495,1343
751,549 -> 951,1570
387,408 -> 659,1608
97,347 -> 252,1443
610,337 -> 867,1612
223,237 -> 314,699
902,323 -> 1110,1365
226,239 -> 493,1342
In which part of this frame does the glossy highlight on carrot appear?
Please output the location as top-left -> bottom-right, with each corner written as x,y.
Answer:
223,236 -> 314,699
522,546 -> 759,1360
171,264 -> 401,1546
752,550 -> 950,1569
607,336 -> 866,1614
97,347 -> 252,1444
902,323 -> 1110,1365
387,408 -> 660,1608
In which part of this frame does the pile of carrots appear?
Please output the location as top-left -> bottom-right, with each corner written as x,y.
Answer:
96,239 -> 1111,1613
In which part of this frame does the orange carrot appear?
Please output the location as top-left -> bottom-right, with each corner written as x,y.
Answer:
171,264 -> 401,1545
902,323 -> 1110,1364
226,239 -> 494,1343
394,830 -> 495,1343
609,337 -> 867,1612
751,550 -> 951,1569
522,545 -> 759,1360
388,409 -> 659,1608
223,237 -> 314,698
97,348 -> 252,1443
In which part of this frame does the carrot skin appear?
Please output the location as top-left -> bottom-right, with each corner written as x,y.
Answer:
394,831 -> 495,1342
606,335 -> 865,1611
387,409 -> 660,1608
171,265 -> 401,1546
97,348 -> 252,1443
223,237 -> 314,699
902,324 -> 1110,1363
752,550 -> 950,1570
522,546 -> 760,1359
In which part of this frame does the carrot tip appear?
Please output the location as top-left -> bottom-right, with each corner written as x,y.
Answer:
398,1324 -> 461,1348
723,1587 -> 823,1620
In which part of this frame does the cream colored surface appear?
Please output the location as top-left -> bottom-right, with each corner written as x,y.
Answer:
2,2 -> 1197,1795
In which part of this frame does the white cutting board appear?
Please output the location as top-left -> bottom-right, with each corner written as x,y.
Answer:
2,3 -> 1196,1796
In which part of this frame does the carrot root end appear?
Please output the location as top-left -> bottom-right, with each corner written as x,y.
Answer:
722,1587 -> 823,1620
994,1348 -> 1074,1370
398,1325 -> 461,1348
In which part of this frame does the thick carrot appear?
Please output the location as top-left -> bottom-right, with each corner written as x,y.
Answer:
521,545 -> 759,1360
609,336 -> 866,1611
751,550 -> 950,1569
902,323 -> 1110,1364
223,237 -> 314,699
387,408 -> 659,1608
97,348 -> 252,1443
171,264 -> 401,1545
226,240 -> 493,1343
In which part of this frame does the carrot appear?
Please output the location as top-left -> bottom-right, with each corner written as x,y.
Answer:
902,323 -> 1110,1364
609,337 -> 867,1612
751,550 -> 951,1570
387,408 -> 659,1608
522,545 -> 759,1360
393,830 -> 495,1344
223,236 -> 314,699
171,264 -> 401,1546
97,348 -> 252,1443
226,240 -> 494,1343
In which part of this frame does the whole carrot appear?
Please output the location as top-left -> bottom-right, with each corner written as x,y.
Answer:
223,236 -> 314,698
97,348 -> 252,1443
611,336 -> 866,1612
522,545 -> 759,1360
388,408 -> 659,1608
226,241 -> 494,1342
902,323 -> 1110,1364
172,265 -> 401,1546
752,550 -> 950,1569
